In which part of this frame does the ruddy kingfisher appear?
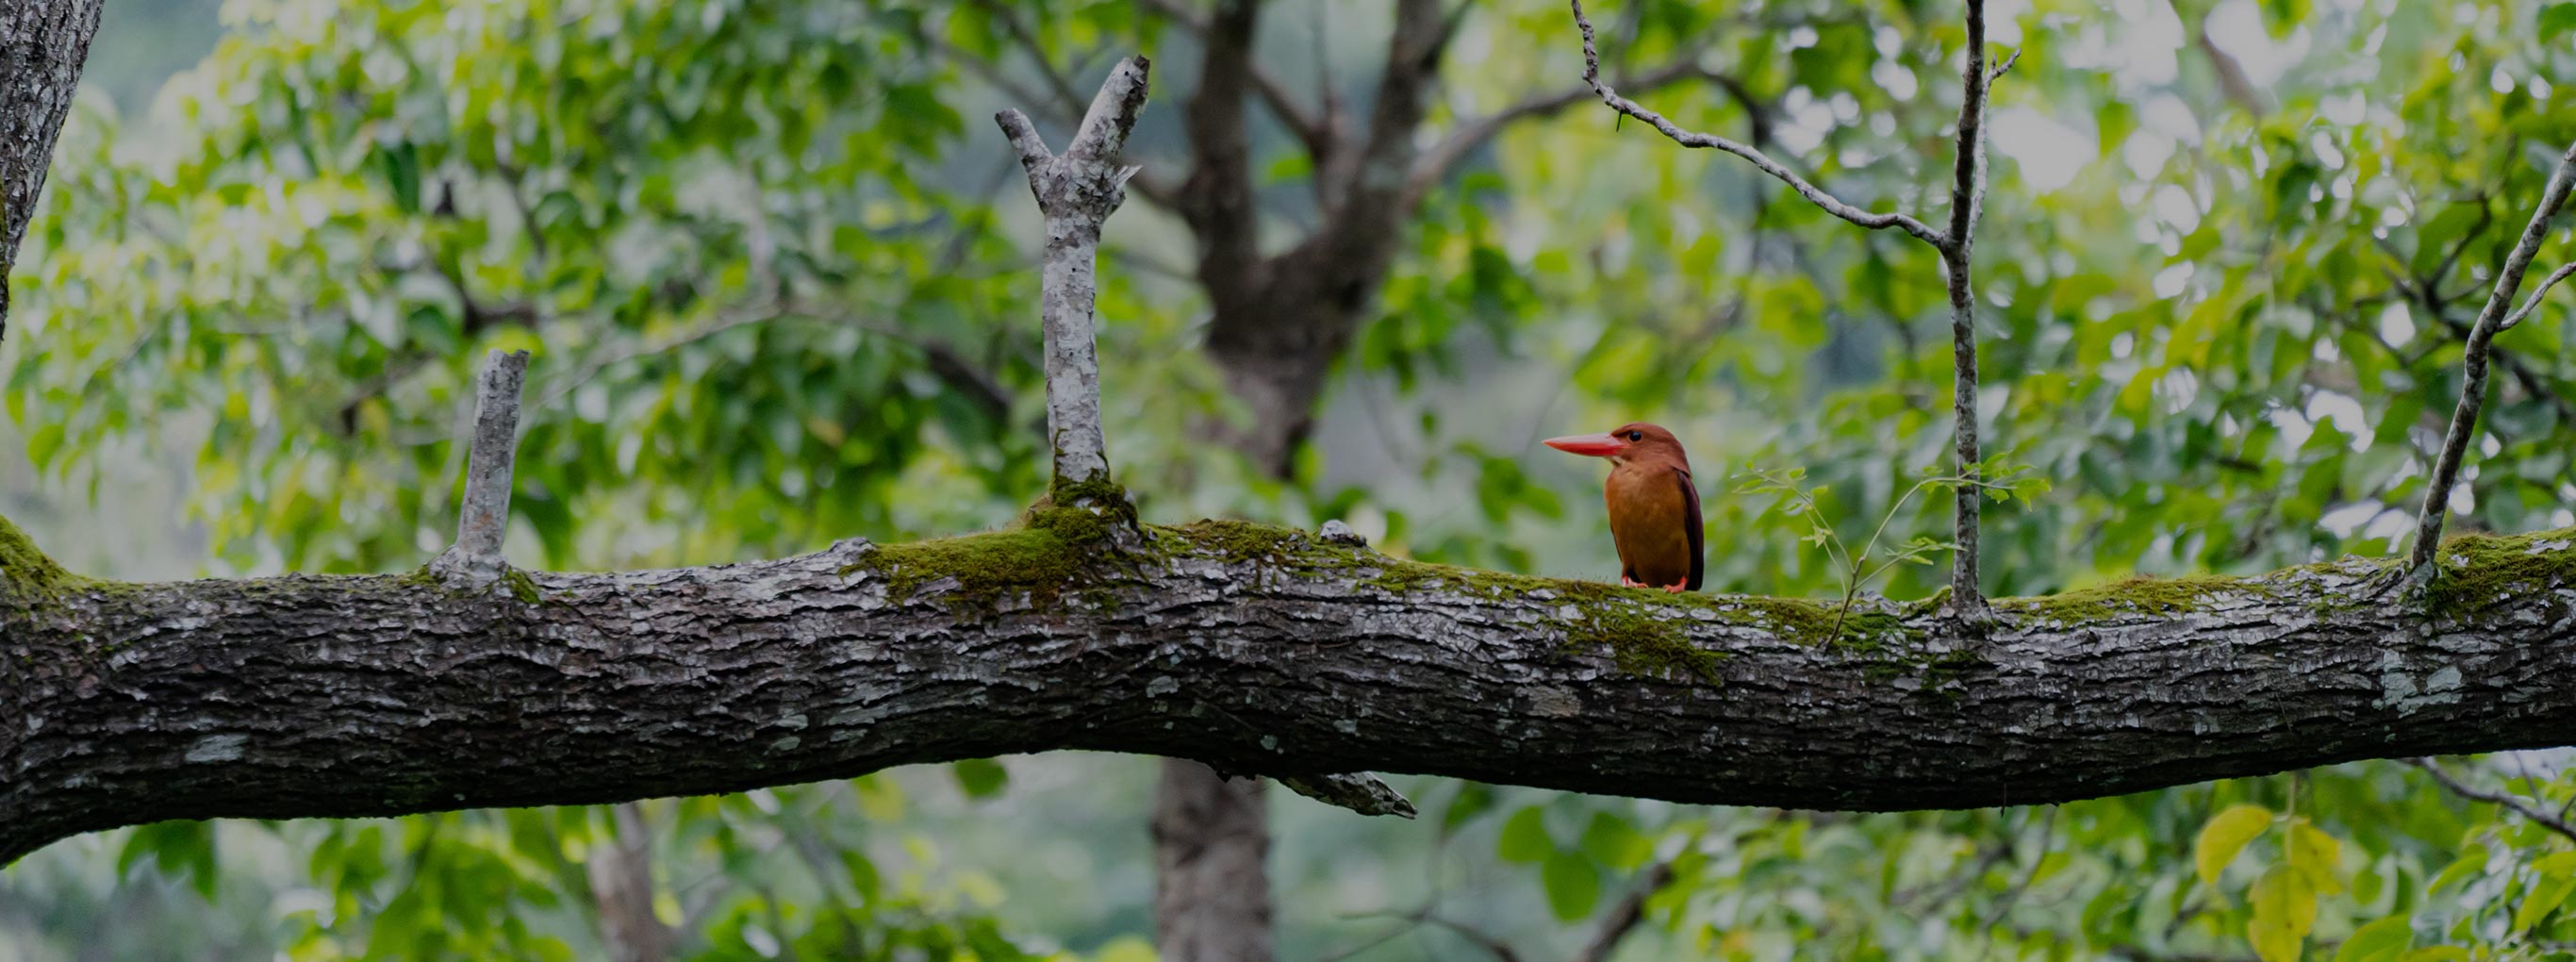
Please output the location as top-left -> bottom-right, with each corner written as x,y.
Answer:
1543,423 -> 1704,592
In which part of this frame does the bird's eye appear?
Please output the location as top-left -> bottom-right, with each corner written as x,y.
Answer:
1627,430 -> 1643,441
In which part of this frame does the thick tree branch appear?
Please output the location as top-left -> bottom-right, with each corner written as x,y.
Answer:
589,803 -> 674,962
1314,0 -> 1447,228
996,56 -> 1152,489
1175,0 -> 1265,301
1565,0 -> 1943,246
2406,140 -> 2576,577
4,516 -> 2571,867
1153,760 -> 1274,962
1134,0 -> 1332,158
0,0 -> 105,343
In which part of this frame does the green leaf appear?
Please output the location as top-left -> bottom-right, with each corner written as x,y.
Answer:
1542,850 -> 1602,921
119,821 -> 218,900
2330,917 -> 2411,962
2196,804 -> 2275,887
2287,820 -> 2343,894
2249,865 -> 2318,962
951,758 -> 1009,799
2514,854 -> 2576,934
1578,812 -> 1651,871
1497,805 -> 1552,865
2394,949 -> 2469,962
1442,783 -> 1496,837
2540,3 -> 2576,41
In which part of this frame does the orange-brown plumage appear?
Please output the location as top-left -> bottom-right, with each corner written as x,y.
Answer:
1543,423 -> 1703,592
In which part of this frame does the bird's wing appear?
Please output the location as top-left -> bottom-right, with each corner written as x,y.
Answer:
1675,467 -> 1704,591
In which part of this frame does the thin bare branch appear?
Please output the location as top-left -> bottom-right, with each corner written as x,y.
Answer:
2165,0 -> 2270,117
1939,0 -> 2004,620
2501,261 -> 2576,331
1987,47 -> 2022,83
1574,860 -> 1678,962
1401,54 -> 1742,210
969,0 -> 1088,117
2406,140 -> 2576,577
1565,0 -> 1944,246
1419,915 -> 1526,962
2407,758 -> 2576,845
924,31 -> 1080,126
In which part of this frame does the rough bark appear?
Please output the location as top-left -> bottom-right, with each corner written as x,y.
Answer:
0,0 -> 106,343
4,518 -> 2571,867
1152,760 -> 1273,962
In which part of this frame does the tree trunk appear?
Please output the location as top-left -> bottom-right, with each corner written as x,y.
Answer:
0,0 -> 107,343
5,516 -> 2571,865
1152,760 -> 1273,962
1201,280 -> 1366,479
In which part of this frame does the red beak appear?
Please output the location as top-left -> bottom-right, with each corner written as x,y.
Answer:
1543,433 -> 1625,457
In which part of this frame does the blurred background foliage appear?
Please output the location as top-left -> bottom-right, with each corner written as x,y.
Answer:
4,0 -> 2576,958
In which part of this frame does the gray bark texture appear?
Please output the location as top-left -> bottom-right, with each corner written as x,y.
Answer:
0,0 -> 106,344
4,518 -> 2571,867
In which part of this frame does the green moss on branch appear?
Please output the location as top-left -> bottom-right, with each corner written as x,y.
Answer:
1994,572 -> 2262,624
0,515 -> 83,598
2422,527 -> 2576,614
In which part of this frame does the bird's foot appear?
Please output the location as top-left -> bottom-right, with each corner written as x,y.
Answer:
1662,583 -> 1686,593
1620,575 -> 1643,588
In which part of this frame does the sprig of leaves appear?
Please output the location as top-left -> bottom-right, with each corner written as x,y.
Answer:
1733,460 -> 2051,643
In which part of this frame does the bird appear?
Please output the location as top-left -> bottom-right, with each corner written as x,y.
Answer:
1543,423 -> 1704,593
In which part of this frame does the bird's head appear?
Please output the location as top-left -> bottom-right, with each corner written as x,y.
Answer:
1543,422 -> 1689,469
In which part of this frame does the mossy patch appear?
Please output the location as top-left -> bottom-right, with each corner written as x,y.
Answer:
844,528 -> 1090,605
1560,603 -> 1727,683
1032,475 -> 1140,544
1995,572 -> 2260,624
838,479 -> 1148,609
0,514 -> 84,597
502,568 -> 544,605
2421,527 -> 2576,614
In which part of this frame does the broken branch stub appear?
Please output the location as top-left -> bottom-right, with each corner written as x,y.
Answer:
432,349 -> 530,581
994,56 -> 1150,494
